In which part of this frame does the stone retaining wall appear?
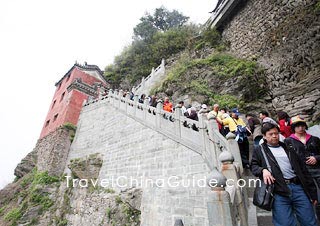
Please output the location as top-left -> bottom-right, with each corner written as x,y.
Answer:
36,127 -> 72,176
221,0 -> 320,121
66,99 -> 212,226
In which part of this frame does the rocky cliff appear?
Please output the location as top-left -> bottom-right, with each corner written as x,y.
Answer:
221,0 -> 320,121
0,127 -> 142,226
150,0 -> 320,122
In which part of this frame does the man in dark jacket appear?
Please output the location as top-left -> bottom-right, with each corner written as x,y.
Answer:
251,122 -> 317,226
285,115 -> 320,222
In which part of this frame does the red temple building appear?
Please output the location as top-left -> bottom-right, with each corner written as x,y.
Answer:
40,62 -> 109,139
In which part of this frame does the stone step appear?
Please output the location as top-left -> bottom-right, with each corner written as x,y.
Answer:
257,208 -> 273,226
243,166 -> 273,226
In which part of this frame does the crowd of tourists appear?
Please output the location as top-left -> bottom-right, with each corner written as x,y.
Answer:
129,92 -> 320,226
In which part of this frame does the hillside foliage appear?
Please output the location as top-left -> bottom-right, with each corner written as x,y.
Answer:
104,7 -> 199,88
104,6 -> 267,109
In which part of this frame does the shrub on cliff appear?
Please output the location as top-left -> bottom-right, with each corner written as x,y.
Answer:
104,7 -> 199,89
150,51 -> 266,108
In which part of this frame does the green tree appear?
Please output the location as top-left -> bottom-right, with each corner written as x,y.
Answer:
104,7 -> 196,88
133,6 -> 189,40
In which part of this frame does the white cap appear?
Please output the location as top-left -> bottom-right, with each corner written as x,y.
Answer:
201,104 -> 207,109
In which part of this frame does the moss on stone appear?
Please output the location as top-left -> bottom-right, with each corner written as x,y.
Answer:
150,50 -> 266,105
106,207 -> 112,220
315,2 -> 320,12
105,188 -> 116,194
62,122 -> 77,132
4,208 -> 22,224
115,196 -> 123,204
29,188 -> 54,210
62,122 -> 77,142
0,206 -> 6,216
56,218 -> 68,226
68,154 -> 103,180
32,171 -> 60,185
121,203 -> 141,225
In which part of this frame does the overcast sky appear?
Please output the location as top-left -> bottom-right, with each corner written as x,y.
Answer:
0,0 -> 217,188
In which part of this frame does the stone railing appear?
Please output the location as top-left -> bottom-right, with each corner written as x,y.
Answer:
83,89 -> 249,226
131,59 -> 165,96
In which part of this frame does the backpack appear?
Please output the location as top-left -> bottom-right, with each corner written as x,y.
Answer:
232,118 -> 247,143
235,125 -> 247,143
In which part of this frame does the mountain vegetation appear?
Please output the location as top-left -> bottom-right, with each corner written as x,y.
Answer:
104,6 -> 267,110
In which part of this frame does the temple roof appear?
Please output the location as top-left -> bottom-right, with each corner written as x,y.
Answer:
55,62 -> 106,86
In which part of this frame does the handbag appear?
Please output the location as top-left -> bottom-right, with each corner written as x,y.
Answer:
253,145 -> 274,211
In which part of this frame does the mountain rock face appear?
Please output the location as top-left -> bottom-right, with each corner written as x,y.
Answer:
221,0 -> 320,121
0,129 -> 142,226
14,150 -> 37,178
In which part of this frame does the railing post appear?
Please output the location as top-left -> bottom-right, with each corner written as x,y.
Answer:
113,89 -> 118,108
174,219 -> 184,226
124,92 -> 130,114
156,101 -> 163,129
133,94 -> 139,117
119,90 -> 124,111
151,67 -> 155,78
198,115 -> 207,154
141,77 -> 145,93
207,167 -> 236,226
207,116 -> 220,167
116,89 -> 121,109
108,89 -> 114,106
119,89 -> 124,97
219,150 -> 248,226
143,98 -> 149,121
174,107 -> 181,138
225,132 -> 243,173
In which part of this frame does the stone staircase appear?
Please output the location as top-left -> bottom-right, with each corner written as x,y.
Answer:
131,59 -> 274,225
87,60 -> 274,225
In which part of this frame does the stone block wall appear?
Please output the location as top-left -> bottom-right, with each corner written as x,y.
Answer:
66,99 -> 212,226
36,127 -> 72,176
220,0 -> 320,121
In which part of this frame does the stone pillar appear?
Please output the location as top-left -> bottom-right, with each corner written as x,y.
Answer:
119,89 -> 124,97
82,99 -> 87,107
114,89 -> 118,96
143,98 -> 149,121
118,90 -> 124,111
207,167 -> 236,226
151,67 -> 155,77
174,219 -> 184,226
115,89 -> 120,109
207,115 -> 220,167
174,107 -> 181,138
133,94 -> 139,117
161,58 -> 165,67
108,89 -> 114,106
125,92 -> 131,100
219,150 -> 248,226
198,115 -> 207,154
141,77 -> 145,92
156,101 -> 163,129
225,132 -> 243,173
